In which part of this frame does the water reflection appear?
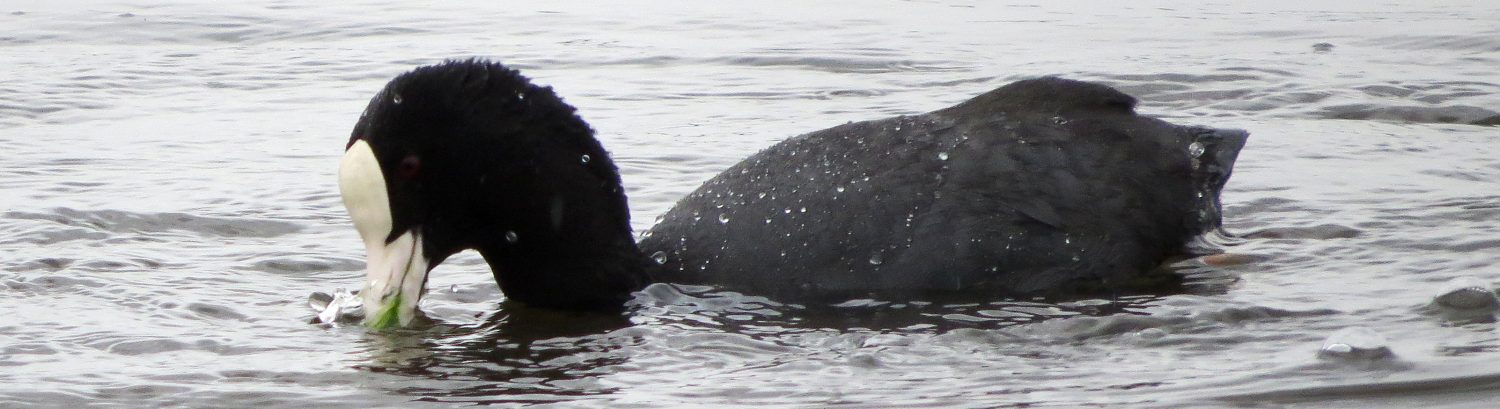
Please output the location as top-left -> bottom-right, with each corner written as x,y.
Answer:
358,302 -> 636,405
634,282 -> 1177,332
345,280 -> 1205,403
340,266 -> 1305,405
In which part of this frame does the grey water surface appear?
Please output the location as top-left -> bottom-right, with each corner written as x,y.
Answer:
3,1 -> 1499,407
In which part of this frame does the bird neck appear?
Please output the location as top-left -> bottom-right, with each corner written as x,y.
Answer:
477,230 -> 653,311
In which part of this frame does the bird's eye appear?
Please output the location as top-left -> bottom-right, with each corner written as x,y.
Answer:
399,155 -> 421,179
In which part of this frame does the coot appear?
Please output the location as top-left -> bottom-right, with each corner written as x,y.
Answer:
337,59 -> 1246,328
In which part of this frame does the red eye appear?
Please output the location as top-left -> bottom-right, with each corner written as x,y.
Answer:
399,155 -> 421,178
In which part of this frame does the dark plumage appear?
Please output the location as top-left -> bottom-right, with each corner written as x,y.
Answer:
347,60 -> 651,313
639,77 -> 1246,300
340,60 -> 1245,327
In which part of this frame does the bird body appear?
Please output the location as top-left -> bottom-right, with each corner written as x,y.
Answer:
642,78 -> 1245,300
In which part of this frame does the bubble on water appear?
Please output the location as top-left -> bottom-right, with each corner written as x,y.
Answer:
580,154 -> 591,164
718,214 -> 730,223
835,186 -> 846,193
1318,326 -> 1393,360
869,252 -> 884,265
650,251 -> 667,264
937,152 -> 949,161
312,288 -> 364,324
505,230 -> 519,243
308,293 -> 332,312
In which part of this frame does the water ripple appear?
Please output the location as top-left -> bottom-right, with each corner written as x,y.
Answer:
4,208 -> 302,238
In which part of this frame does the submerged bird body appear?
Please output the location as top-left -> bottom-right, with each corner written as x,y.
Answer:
641,78 -> 1245,299
338,60 -> 1245,327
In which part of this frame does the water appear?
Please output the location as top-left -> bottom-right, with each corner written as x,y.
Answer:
2,1 -> 1498,407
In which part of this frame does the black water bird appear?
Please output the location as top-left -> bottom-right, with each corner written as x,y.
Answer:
337,59 -> 1246,328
